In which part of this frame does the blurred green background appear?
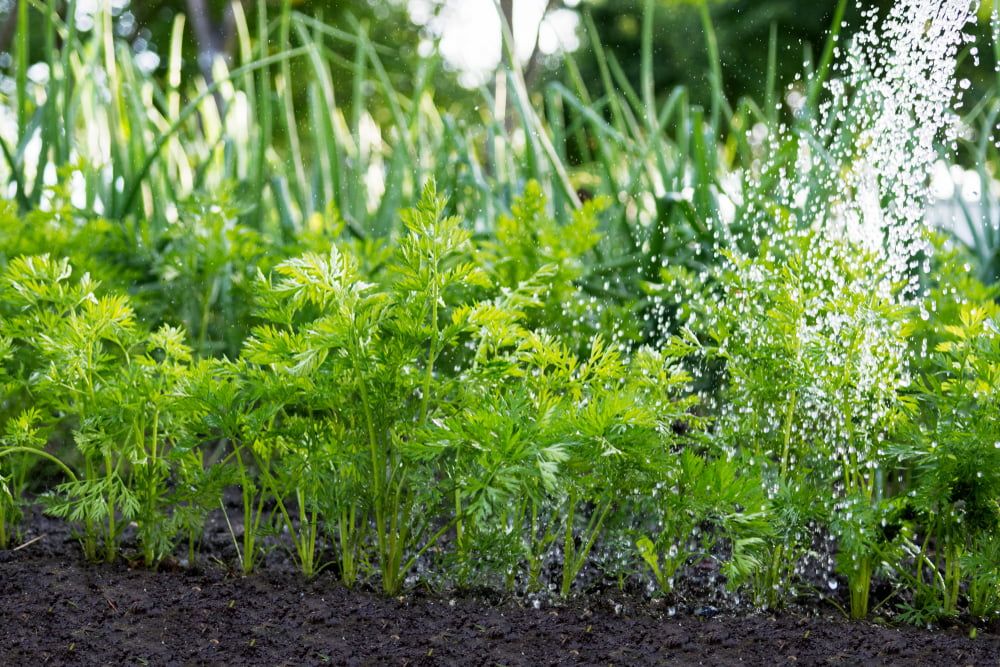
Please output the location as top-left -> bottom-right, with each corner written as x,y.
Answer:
4,0 -> 994,111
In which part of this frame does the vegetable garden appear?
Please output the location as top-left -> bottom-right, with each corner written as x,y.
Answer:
0,0 -> 999,662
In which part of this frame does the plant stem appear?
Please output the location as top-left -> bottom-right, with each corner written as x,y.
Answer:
780,390 -> 797,477
850,556 -> 872,619
339,506 -> 357,587
145,409 -> 160,565
0,447 -> 78,482
454,488 -> 464,553
419,287 -> 439,428
233,446 -> 258,574
356,357 -> 385,577
561,500 -> 612,597
104,452 -> 116,562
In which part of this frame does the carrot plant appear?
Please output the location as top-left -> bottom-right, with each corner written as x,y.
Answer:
0,255 -> 225,565
635,449 -> 770,596
425,305 -> 712,595
897,302 -> 1000,620
0,333 -> 19,548
711,229 -> 911,617
146,193 -> 269,357
231,179 -> 723,595
181,359 -> 274,575
0,409 -> 49,548
238,182 -> 490,590
438,337 -> 684,595
476,181 -> 634,350
0,255 -> 137,561
0,0 -> 997,628
109,325 -> 209,565
427,382 -> 568,592
549,341 -> 694,598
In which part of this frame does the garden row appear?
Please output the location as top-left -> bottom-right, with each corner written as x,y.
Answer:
1,180 -> 998,625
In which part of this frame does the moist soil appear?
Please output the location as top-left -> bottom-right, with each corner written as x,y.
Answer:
1,508 -> 998,666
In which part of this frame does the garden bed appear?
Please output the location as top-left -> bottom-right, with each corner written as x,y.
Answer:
2,4 -> 1000,663
2,509 -> 996,666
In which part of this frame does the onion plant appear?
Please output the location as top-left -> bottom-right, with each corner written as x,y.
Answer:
0,0 -> 768,361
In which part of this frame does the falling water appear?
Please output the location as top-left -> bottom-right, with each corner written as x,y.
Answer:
811,0 -> 978,298
733,0 -> 979,294
713,0 -> 981,603
721,0 -> 980,432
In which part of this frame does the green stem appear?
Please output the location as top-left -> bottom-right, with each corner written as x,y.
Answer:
561,501 -> 612,597
850,556 -> 871,619
144,409 -> 159,565
15,0 -> 28,139
383,467 -> 409,592
418,294 -> 439,427
806,0 -> 849,110
219,498 -> 242,570
339,506 -> 357,587
0,447 -> 78,482
945,542 -> 962,614
765,543 -> 785,608
393,514 -> 462,594
561,495 -> 576,595
117,47 -> 309,218
82,456 -> 96,561
454,489 -> 464,553
306,504 -> 319,579
266,474 -> 301,568
698,2 -> 725,135
780,390 -> 797,476
233,446 -> 257,574
104,452 -> 116,563
527,499 -> 542,592
356,359 -> 385,572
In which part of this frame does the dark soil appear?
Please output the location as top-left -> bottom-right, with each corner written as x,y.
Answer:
1,509 -> 998,666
